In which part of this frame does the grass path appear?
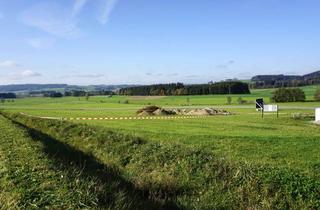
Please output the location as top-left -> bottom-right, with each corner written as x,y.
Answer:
0,115 -> 163,209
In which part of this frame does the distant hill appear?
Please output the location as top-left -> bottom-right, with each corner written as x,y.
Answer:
302,71 -> 320,80
0,84 -> 68,92
251,75 -> 302,82
0,84 -> 136,94
251,70 -> 320,88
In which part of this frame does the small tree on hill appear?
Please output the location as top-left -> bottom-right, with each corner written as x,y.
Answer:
237,97 -> 245,104
314,88 -> 320,101
227,96 -> 232,105
85,93 -> 90,101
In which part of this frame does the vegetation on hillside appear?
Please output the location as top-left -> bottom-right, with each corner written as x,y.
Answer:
119,81 -> 250,96
2,112 -> 320,209
314,88 -> 320,101
0,115 -> 166,209
271,88 -> 306,102
251,70 -> 320,89
0,93 -> 16,99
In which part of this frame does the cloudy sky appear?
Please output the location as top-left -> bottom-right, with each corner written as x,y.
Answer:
0,0 -> 320,85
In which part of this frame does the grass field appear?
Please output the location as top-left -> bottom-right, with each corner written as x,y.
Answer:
1,86 -> 320,208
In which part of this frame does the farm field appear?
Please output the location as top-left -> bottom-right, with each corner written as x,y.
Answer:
1,86 -> 319,174
1,86 -> 320,208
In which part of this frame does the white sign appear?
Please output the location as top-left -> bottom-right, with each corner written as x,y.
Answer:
316,108 -> 320,122
263,105 -> 278,112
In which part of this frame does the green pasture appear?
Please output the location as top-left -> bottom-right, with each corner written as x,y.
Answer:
1,85 -> 320,208
1,85 -> 320,175
0,85 -> 318,108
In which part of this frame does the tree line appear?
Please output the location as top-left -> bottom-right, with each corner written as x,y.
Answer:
28,90 -> 114,98
250,79 -> 320,89
64,90 -> 113,97
118,81 -> 250,96
0,93 -> 16,99
250,71 -> 320,89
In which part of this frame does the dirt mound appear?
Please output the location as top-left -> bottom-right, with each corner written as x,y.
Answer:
137,106 -> 160,114
136,106 -> 175,116
137,106 -> 231,116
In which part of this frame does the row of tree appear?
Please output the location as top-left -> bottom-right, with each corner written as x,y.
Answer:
0,93 -> 16,99
250,79 -> 320,89
28,90 -> 114,98
118,82 -> 250,96
64,90 -> 113,97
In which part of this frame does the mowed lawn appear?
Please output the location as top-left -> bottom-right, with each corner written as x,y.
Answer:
1,86 -> 320,176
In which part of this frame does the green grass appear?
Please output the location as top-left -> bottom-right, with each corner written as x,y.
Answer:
0,115 -> 164,209
1,85 -> 320,208
1,85 -> 320,175
1,85 -> 319,110
3,112 -> 320,209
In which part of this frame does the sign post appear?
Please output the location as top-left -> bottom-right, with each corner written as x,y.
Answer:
256,98 -> 279,118
256,98 -> 264,118
316,108 -> 320,122
263,105 -> 279,118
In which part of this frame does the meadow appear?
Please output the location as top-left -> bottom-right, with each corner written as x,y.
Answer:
1,85 -> 320,209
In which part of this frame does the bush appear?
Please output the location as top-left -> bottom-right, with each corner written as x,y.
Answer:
271,88 -> 306,102
314,88 -> 320,101
227,96 -> 232,105
237,97 -> 246,104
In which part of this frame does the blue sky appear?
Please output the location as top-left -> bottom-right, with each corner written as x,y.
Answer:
0,0 -> 320,85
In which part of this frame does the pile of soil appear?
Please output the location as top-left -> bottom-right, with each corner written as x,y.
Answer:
137,106 -> 176,116
137,106 -> 231,116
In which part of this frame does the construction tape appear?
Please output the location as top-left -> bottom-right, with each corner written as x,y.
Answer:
20,112 -> 219,121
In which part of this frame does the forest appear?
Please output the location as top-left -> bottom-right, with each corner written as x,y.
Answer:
118,81 -> 250,96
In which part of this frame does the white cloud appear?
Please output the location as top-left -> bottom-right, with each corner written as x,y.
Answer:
21,70 -> 42,77
97,0 -> 119,25
20,0 -> 119,40
62,73 -> 106,78
0,60 -> 19,68
72,0 -> 88,16
27,37 -> 55,49
21,2 -> 81,38
4,70 -> 42,82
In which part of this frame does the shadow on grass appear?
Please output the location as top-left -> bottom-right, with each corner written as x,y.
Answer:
11,120 -> 181,210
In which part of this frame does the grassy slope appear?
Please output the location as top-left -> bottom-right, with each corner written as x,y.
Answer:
0,115 -> 162,209
86,110 -> 320,175
3,112 -> 320,209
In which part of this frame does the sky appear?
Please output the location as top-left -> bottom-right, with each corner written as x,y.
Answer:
0,0 -> 320,85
